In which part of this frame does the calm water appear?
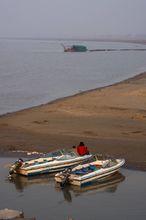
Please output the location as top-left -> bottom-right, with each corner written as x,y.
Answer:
0,157 -> 146,220
0,39 -> 146,115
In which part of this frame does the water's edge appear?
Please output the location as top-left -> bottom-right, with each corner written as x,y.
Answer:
0,71 -> 146,118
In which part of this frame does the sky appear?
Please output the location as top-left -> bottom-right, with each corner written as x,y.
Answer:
0,0 -> 146,39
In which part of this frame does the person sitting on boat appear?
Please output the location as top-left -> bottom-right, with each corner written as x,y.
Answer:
72,146 -> 76,153
76,142 -> 89,156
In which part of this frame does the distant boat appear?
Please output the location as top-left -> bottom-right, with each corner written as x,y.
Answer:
61,44 -> 88,52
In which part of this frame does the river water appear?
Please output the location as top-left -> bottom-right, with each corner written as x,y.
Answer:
0,39 -> 146,115
0,157 -> 146,220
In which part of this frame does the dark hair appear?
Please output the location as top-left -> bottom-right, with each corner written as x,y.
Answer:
72,146 -> 76,149
79,142 -> 84,146
18,158 -> 23,162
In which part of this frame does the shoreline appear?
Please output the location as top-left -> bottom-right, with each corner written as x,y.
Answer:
0,72 -> 146,171
0,71 -> 146,118
0,37 -> 146,45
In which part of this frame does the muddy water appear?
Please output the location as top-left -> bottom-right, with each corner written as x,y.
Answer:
0,157 -> 146,220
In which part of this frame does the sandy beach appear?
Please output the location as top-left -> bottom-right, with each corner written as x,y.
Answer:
0,72 -> 146,170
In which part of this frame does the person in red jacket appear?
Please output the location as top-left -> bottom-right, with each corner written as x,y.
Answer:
76,142 -> 89,156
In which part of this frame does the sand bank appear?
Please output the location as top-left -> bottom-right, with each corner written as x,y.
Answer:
0,72 -> 146,170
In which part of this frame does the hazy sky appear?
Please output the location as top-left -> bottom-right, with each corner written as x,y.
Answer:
0,0 -> 146,38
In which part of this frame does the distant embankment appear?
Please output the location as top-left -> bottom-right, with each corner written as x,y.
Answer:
88,48 -> 146,52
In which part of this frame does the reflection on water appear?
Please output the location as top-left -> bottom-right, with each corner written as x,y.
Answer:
8,174 -> 53,192
1,157 -> 146,220
9,172 -> 125,202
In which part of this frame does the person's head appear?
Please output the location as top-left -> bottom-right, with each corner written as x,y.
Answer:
72,146 -> 76,149
79,142 -> 84,146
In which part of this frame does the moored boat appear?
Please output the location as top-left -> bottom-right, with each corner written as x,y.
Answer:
57,172 -> 125,202
55,155 -> 125,186
9,149 -> 92,177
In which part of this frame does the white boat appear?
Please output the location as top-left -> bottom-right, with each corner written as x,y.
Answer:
9,149 -> 92,177
55,155 -> 125,186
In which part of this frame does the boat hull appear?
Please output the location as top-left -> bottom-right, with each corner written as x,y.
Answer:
69,169 -> 119,186
13,155 -> 92,176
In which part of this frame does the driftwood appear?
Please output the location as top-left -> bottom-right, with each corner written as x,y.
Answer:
0,209 -> 23,219
0,209 -> 35,220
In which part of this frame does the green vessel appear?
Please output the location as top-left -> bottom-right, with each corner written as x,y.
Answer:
62,44 -> 87,52
71,45 -> 87,52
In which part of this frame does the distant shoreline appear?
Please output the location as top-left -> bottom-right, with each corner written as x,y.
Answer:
0,37 -> 146,45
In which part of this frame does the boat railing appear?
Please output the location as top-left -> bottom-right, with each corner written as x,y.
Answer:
43,149 -> 78,159
43,149 -> 64,158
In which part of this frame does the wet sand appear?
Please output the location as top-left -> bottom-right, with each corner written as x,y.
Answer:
0,72 -> 146,170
